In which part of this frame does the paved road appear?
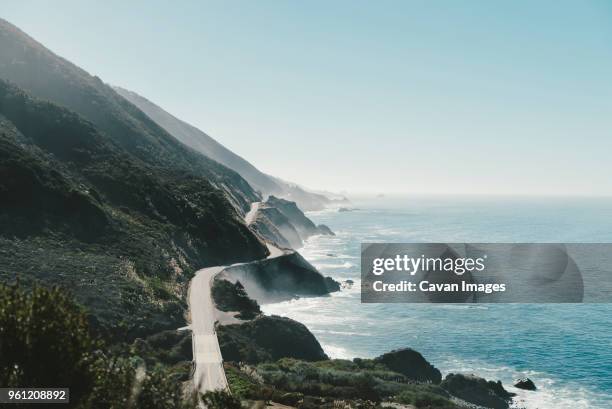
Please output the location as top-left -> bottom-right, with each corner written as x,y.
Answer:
189,202 -> 286,398
190,265 -> 228,393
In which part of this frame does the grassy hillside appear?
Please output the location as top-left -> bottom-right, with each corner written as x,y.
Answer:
0,79 -> 267,340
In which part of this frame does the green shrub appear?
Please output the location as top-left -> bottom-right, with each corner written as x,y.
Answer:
201,390 -> 242,409
212,279 -> 261,319
395,384 -> 459,409
0,284 -> 97,403
0,284 -> 196,409
225,364 -> 265,400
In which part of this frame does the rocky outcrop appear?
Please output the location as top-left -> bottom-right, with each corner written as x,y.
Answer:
514,378 -> 537,390
251,205 -> 302,248
374,348 -> 442,384
248,196 -> 335,250
217,315 -> 328,363
266,196 -> 323,238
222,250 -> 340,303
324,276 -> 341,293
441,373 -> 514,409
317,224 -> 335,235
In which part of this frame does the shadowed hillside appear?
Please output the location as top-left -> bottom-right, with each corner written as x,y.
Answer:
0,18 -> 258,214
0,78 -> 267,340
113,86 -> 348,211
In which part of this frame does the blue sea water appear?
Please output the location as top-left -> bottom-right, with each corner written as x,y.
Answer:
262,195 -> 612,409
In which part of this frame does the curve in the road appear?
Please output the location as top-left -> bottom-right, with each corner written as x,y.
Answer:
190,265 -> 229,393
189,202 -> 285,396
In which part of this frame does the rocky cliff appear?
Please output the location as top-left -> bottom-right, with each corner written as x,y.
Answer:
220,250 -> 340,304
248,196 -> 335,249
218,315 -> 328,363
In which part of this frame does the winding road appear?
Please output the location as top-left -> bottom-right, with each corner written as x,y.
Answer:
189,202 -> 284,397
190,265 -> 229,392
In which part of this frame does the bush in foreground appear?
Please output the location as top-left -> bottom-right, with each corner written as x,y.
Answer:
201,390 -> 242,409
0,283 -> 196,409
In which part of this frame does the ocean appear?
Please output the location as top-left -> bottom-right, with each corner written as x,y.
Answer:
261,195 -> 612,409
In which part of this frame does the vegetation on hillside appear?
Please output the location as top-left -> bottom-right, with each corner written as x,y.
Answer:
218,315 -> 329,363
200,390 -> 242,409
0,284 -> 197,409
212,278 -> 261,319
0,17 -> 260,213
0,16 -> 271,344
223,358 -> 461,409
0,79 -> 267,340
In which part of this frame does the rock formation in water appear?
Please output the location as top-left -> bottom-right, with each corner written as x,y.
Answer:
441,373 -> 515,409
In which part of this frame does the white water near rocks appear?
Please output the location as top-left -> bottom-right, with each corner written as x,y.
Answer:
262,196 -> 612,409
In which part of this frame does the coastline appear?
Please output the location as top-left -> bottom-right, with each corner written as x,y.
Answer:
259,203 -> 612,409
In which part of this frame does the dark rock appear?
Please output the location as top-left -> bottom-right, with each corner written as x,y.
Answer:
324,276 -> 341,292
514,378 -> 537,391
266,195 -> 321,238
217,315 -> 328,363
251,198 -> 334,249
224,250 -> 340,302
317,224 -> 335,235
374,348 -> 442,384
252,205 -> 302,248
441,373 -> 514,409
342,279 -> 355,289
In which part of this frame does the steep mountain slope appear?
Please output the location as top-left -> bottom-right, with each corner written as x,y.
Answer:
114,87 -> 282,195
113,86 -> 346,211
247,196 -> 334,249
251,206 -> 303,249
0,18 -> 256,214
0,79 -> 267,340
265,196 -> 331,239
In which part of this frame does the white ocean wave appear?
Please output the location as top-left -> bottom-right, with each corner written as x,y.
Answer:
314,262 -> 354,269
281,204 -> 612,409
440,358 -> 611,409
312,329 -> 372,337
320,343 -> 355,360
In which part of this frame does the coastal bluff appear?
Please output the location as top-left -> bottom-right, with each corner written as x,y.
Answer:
220,250 -> 340,303
249,196 -> 335,249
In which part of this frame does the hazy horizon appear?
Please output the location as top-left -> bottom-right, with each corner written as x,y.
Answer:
3,1 -> 612,196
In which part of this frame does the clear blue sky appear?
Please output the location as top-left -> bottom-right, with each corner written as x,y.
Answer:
3,0 -> 612,195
